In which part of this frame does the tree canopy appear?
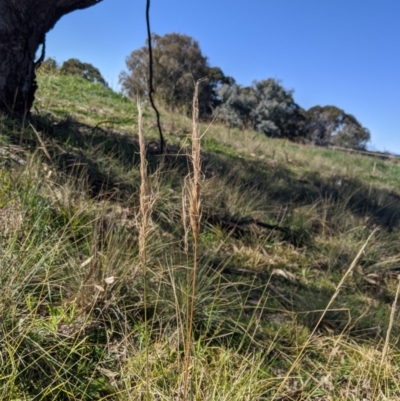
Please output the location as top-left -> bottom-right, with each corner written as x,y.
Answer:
304,105 -> 370,150
38,58 -> 59,74
120,32 -> 230,115
60,58 -> 109,87
215,79 -> 305,139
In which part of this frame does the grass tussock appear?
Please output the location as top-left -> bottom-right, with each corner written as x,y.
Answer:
0,71 -> 400,399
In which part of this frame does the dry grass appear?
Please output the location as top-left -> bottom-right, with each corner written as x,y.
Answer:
0,72 -> 400,399
182,78 -> 205,399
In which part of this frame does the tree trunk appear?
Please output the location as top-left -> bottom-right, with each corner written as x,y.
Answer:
0,0 -> 102,118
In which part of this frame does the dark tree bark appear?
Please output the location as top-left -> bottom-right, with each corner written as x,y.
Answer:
0,0 -> 103,117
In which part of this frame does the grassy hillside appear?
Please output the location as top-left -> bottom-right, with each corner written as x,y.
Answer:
0,72 -> 400,400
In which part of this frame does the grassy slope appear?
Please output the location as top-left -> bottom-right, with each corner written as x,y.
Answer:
0,72 -> 400,400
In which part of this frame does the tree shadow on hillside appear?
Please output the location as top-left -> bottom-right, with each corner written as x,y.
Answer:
7,113 -> 400,350
14,115 -> 145,199
202,151 -> 400,232
11,113 -> 400,232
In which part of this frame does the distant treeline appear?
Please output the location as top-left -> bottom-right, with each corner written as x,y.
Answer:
41,33 -> 371,150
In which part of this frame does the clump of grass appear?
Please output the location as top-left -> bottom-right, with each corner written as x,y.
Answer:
272,228 -> 378,399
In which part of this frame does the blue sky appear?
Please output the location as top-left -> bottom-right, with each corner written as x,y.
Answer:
45,0 -> 400,153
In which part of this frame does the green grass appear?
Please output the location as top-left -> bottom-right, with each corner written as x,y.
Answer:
0,70 -> 399,399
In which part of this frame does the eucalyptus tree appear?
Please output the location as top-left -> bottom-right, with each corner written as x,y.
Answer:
120,32 -> 229,116
216,78 -> 305,139
305,105 -> 370,149
60,58 -> 109,87
0,0 -> 103,117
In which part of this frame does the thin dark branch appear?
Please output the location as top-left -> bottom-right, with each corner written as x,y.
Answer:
146,0 -> 165,154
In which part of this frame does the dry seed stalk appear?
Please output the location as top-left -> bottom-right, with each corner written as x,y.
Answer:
181,180 -> 189,253
138,99 -> 151,400
183,78 -> 207,400
189,81 -> 201,242
138,101 -> 150,258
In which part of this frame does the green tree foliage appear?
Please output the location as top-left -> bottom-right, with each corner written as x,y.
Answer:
304,105 -> 370,150
215,78 -> 305,139
119,32 -> 229,115
214,83 -> 255,129
38,57 -> 58,73
60,58 -> 108,87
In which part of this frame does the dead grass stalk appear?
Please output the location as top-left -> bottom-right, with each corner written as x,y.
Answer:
183,78 -> 206,400
138,99 -> 152,399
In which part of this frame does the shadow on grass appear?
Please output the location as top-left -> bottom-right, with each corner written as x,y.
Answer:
3,112 -> 399,369
202,151 -> 400,232
9,113 -> 397,233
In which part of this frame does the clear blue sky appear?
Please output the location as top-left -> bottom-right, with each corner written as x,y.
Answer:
45,0 -> 400,153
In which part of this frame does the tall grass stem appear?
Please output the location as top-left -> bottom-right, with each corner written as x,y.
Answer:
183,78 -> 207,400
138,99 -> 151,400
381,275 -> 400,366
